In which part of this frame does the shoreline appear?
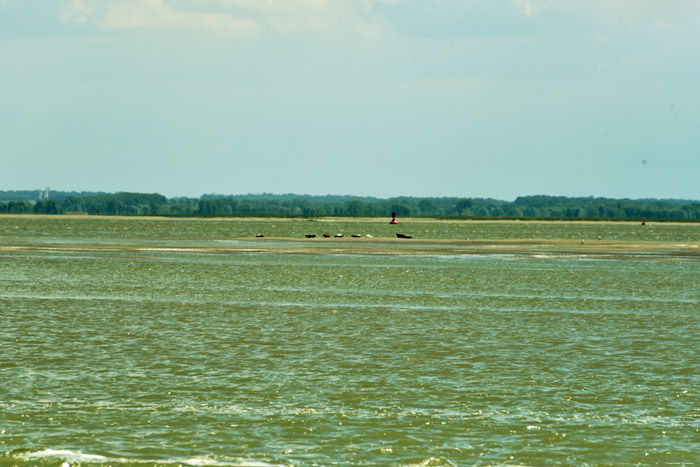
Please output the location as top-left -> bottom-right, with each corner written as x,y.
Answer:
1,213 -> 699,226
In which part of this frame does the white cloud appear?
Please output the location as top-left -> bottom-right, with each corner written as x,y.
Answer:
511,0 -> 533,17
57,0 -> 393,39
101,0 -> 258,36
209,0 -> 329,14
205,0 -> 391,37
61,0 -> 259,37
60,0 -> 95,24
532,0 -> 700,30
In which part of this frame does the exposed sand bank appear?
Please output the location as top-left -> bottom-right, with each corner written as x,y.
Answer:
3,236 -> 699,261
2,215 -> 698,259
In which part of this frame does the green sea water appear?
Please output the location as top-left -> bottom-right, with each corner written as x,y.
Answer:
1,217 -> 699,466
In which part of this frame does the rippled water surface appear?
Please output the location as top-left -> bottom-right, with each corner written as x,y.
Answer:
1,218 -> 699,466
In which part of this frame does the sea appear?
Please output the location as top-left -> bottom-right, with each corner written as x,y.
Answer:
1,217 -> 698,466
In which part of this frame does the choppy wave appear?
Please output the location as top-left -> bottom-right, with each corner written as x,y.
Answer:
7,449 -> 284,467
2,226 -> 699,466
6,449 -> 471,467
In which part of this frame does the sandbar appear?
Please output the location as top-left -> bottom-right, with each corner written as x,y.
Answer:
2,236 -> 699,261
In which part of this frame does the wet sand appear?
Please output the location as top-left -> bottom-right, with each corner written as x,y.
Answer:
254,237 -> 700,260
3,236 -> 699,261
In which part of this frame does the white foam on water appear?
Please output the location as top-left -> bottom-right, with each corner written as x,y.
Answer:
179,458 -> 281,466
23,449 -> 109,463
15,450 -> 284,467
408,457 -> 458,467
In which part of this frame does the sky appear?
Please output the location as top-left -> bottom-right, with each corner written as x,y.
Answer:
1,0 -> 699,201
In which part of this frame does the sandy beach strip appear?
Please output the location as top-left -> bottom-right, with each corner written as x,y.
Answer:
2,236 -> 699,261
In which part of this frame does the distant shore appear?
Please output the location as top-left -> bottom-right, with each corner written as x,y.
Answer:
1,213 -> 699,226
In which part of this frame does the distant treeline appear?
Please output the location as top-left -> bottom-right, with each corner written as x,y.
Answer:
1,190 -> 700,220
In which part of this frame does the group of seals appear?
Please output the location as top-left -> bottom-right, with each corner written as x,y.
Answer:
302,232 -> 413,239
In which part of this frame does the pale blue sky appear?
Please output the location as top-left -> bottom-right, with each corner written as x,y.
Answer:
2,0 -> 699,200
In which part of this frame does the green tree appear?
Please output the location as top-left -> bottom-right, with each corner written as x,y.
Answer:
390,203 -> 412,216
453,199 -> 473,216
8,201 -> 32,213
345,200 -> 370,216
418,199 -> 438,216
